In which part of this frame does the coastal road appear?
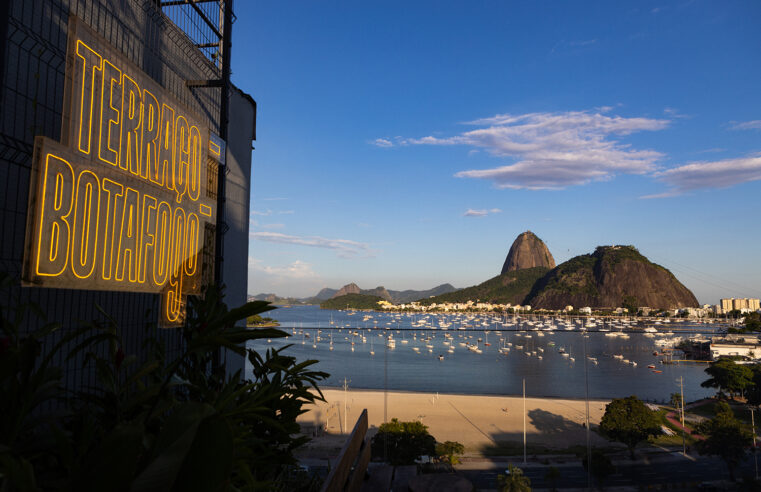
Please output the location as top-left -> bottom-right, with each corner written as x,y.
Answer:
459,453 -> 758,489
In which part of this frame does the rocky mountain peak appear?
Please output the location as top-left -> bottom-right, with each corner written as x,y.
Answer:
332,283 -> 361,298
501,231 -> 556,274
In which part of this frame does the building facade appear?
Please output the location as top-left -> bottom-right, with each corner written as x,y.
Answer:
720,298 -> 761,313
0,0 -> 254,389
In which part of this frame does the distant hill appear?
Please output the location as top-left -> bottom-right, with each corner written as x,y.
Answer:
391,284 -> 459,303
310,283 -> 460,305
502,230 -> 555,273
313,288 -> 338,301
320,294 -> 386,310
526,245 -> 699,310
248,293 -> 308,305
419,267 -> 550,306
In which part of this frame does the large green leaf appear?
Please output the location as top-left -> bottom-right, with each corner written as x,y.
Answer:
174,416 -> 234,492
82,422 -> 144,492
130,403 -> 214,492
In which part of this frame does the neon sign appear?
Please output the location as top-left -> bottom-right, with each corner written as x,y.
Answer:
22,17 -> 221,326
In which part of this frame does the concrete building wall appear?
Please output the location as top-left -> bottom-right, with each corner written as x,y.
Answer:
221,86 -> 255,377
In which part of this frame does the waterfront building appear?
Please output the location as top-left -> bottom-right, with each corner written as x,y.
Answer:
710,335 -> 761,360
720,298 -> 761,313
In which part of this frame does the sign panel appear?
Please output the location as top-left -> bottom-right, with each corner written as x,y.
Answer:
22,17 -> 220,326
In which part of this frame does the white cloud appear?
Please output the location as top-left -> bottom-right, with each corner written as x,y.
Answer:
644,154 -> 761,198
729,120 -> 761,131
250,209 -> 294,216
371,137 -> 394,147
251,231 -> 373,258
257,259 -> 317,279
398,110 -> 668,189
463,208 -> 502,217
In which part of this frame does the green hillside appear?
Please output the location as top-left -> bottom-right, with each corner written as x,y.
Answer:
320,294 -> 386,310
417,267 -> 549,306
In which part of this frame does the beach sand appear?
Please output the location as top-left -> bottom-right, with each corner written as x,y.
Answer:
297,388 -> 611,454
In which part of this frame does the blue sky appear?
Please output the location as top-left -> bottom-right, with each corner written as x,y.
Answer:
231,1 -> 761,304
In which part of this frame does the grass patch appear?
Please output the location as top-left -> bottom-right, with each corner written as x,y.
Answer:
688,400 -> 756,426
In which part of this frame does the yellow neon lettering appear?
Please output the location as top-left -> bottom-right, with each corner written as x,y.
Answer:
100,178 -> 124,280
138,194 -> 157,284
115,187 -> 139,282
98,59 -> 121,166
152,104 -> 174,188
71,170 -> 100,279
119,74 -> 142,175
187,126 -> 202,202
140,89 -> 160,181
36,154 -> 74,276
152,200 -> 172,286
74,41 -> 102,155
173,115 -> 190,203
184,212 -> 199,276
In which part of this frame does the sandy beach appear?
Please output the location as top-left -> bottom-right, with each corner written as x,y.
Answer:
297,388 -> 611,454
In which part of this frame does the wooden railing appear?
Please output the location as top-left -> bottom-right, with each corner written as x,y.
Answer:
320,409 -> 371,492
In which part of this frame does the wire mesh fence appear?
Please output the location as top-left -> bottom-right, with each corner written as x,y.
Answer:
0,0 -> 230,399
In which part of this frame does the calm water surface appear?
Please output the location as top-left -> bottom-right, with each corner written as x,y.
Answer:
247,306 -> 720,402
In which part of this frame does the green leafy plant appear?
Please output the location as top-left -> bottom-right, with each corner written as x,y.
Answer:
435,441 -> 464,465
497,464 -> 531,492
696,401 -> 753,482
0,272 -> 328,491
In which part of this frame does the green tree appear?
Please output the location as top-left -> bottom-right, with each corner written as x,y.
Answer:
701,358 -> 753,399
696,401 -> 753,481
621,295 -> 639,316
670,392 -> 683,409
747,365 -> 761,406
599,395 -> 661,459
746,313 -> 761,332
435,441 -> 465,465
497,464 -> 531,492
370,418 -> 436,465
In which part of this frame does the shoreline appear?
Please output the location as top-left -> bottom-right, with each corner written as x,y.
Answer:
314,385 -> 658,402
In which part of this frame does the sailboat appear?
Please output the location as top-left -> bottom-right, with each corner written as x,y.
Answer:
370,338 -> 375,356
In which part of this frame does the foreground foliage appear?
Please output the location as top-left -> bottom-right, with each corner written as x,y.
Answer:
370,418 -> 436,465
497,464 -> 531,492
0,272 -> 327,491
696,401 -> 753,481
435,441 -> 465,465
599,395 -> 661,459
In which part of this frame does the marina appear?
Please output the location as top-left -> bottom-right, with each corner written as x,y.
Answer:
248,306 -> 727,402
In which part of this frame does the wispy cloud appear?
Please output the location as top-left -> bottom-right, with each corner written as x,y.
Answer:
569,39 -> 597,47
249,258 -> 318,279
663,107 -> 690,119
550,39 -> 598,54
371,137 -> 394,148
643,154 -> 761,198
391,110 -> 669,190
463,208 -> 502,217
250,209 -> 295,216
251,231 -> 373,258
729,120 -> 761,131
